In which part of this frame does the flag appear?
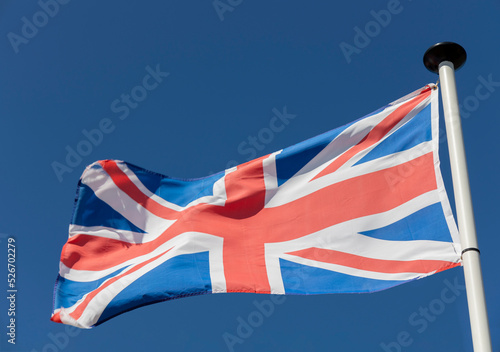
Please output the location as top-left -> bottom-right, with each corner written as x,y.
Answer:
51,84 -> 461,328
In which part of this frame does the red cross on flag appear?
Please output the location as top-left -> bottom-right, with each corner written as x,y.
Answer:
51,84 -> 461,328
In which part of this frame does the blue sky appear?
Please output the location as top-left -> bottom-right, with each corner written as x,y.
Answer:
1,1 -> 499,351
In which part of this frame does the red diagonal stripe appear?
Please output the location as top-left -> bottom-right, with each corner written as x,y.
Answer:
68,249 -> 170,323
286,247 -> 460,274
312,87 -> 431,181
50,311 -> 62,323
100,160 -> 179,220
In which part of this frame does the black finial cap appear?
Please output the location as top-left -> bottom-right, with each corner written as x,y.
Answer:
423,42 -> 467,73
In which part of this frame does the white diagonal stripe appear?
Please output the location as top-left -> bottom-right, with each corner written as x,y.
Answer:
58,232 -> 225,328
82,163 -> 172,233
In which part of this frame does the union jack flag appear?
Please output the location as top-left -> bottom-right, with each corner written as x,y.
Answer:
51,84 -> 461,328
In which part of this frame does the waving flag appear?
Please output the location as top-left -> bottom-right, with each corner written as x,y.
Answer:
51,84 -> 461,328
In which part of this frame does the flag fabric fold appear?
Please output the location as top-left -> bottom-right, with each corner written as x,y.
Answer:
51,84 -> 461,328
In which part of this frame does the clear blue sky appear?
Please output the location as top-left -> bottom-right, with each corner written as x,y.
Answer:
0,1 -> 499,351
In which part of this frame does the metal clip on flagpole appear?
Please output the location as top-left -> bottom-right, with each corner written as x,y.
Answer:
424,42 -> 492,352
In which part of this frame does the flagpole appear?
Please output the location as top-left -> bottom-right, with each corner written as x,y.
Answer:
423,42 -> 492,352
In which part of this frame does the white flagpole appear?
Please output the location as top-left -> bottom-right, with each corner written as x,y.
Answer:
423,42 -> 492,352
